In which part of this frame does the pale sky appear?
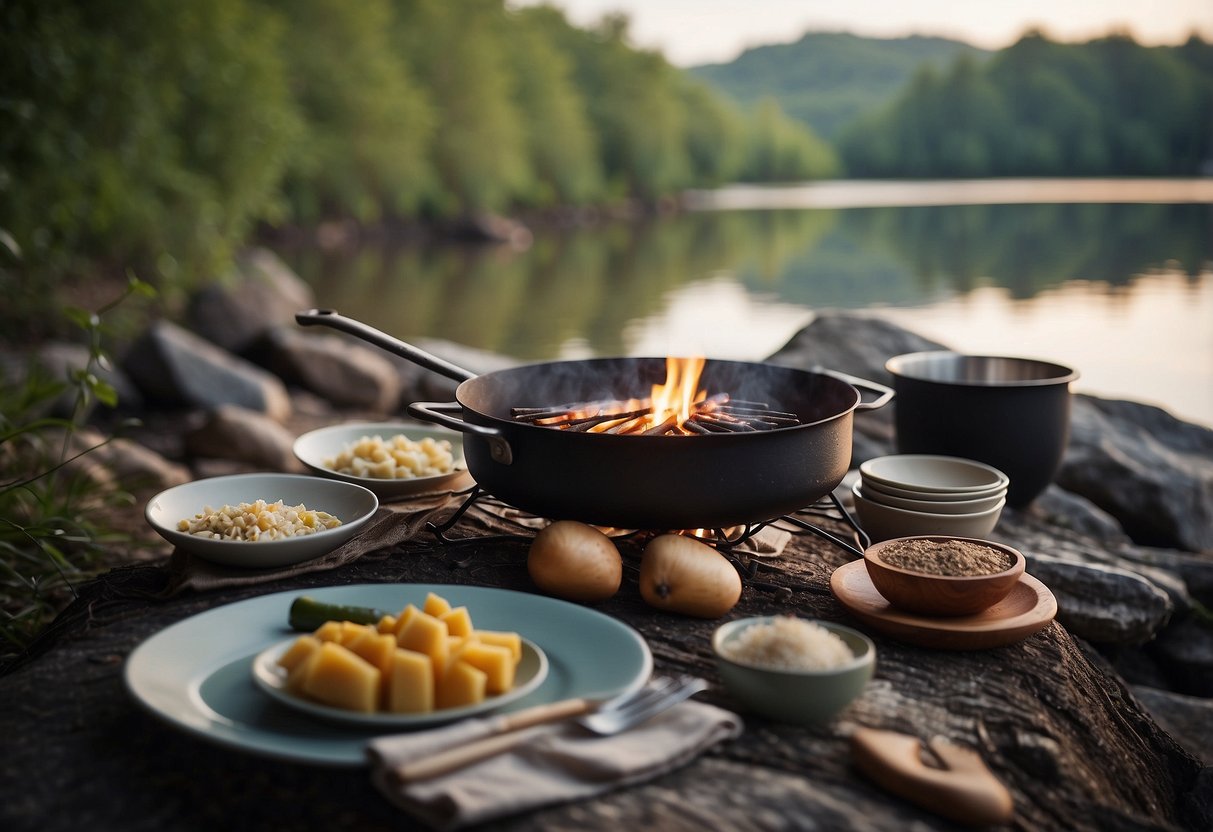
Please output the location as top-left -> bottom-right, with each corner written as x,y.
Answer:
510,0 -> 1213,66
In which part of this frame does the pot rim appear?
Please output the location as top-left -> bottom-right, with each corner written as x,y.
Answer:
886,351 -> 1079,387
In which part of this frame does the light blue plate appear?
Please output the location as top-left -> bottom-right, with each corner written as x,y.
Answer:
124,583 -> 652,767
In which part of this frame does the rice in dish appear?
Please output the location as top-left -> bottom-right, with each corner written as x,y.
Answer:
177,499 -> 341,541
720,616 -> 853,671
323,433 -> 456,480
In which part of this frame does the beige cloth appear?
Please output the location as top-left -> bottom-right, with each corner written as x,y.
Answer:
367,698 -> 743,830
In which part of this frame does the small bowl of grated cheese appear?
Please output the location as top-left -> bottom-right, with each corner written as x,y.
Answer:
145,473 -> 379,567
712,615 -> 875,725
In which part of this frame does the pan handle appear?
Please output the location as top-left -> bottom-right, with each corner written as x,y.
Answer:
813,367 -> 895,412
408,401 -> 514,465
295,308 -> 477,384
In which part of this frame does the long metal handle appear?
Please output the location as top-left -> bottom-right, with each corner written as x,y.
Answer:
408,401 -> 514,465
814,367 -> 895,412
295,308 -> 477,383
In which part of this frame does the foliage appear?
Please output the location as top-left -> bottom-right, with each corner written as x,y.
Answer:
689,32 -> 990,141
0,276 -> 155,660
838,32 -> 1213,177
0,0 -> 301,287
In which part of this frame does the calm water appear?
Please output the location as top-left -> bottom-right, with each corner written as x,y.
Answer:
273,180 -> 1213,428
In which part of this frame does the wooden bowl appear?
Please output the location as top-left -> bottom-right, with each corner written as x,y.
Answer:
862,536 -> 1025,617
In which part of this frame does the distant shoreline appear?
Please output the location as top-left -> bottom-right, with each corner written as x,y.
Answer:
684,178 -> 1213,210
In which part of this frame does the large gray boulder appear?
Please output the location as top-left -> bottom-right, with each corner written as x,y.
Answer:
183,405 -> 303,473
122,320 -> 291,421
186,248 -> 315,354
252,327 -> 402,413
1024,554 -> 1173,645
1058,395 -> 1213,553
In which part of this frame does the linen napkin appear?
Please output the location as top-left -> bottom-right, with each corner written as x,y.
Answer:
367,698 -> 743,830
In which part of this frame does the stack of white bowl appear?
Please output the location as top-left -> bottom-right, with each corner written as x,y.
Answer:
851,455 -> 1010,543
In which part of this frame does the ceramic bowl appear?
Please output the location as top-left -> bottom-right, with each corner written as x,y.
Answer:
145,473 -> 379,567
851,483 -> 1005,543
293,422 -> 467,500
858,476 -> 1006,503
856,482 -> 1006,515
859,454 -> 1009,495
863,535 -> 1026,616
711,616 -> 875,725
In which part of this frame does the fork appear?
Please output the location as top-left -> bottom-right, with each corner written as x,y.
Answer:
393,675 -> 709,783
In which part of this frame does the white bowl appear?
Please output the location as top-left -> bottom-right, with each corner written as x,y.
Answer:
146,473 -> 379,567
859,454 -> 1009,495
852,485 -> 1005,543
293,422 -> 467,500
860,476 -> 1007,503
855,482 -> 1006,515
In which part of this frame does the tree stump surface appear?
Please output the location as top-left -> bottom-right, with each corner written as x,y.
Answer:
1,510 -> 1209,832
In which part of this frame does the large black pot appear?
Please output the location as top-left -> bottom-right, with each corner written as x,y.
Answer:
886,352 -> 1079,508
297,310 -> 893,529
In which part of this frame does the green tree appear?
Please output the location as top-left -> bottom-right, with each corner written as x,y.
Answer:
262,0 -> 432,223
0,0 -> 300,290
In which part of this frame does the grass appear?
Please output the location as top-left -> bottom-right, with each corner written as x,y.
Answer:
0,275 -> 155,662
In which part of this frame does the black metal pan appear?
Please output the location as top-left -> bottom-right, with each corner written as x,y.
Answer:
297,309 -> 892,530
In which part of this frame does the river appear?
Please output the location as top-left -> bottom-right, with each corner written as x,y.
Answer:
271,179 -> 1213,428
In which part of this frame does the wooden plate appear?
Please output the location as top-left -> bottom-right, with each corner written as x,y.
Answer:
830,560 -> 1057,650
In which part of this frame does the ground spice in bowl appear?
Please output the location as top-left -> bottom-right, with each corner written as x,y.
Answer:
878,538 -> 1014,576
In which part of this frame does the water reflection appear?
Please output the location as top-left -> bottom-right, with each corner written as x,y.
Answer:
272,196 -> 1212,423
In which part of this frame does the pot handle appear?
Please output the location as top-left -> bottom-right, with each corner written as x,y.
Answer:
295,308 -> 477,384
814,367 -> 895,412
407,401 -> 514,465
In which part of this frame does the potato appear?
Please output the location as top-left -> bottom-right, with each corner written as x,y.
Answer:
639,534 -> 742,618
527,521 -> 622,602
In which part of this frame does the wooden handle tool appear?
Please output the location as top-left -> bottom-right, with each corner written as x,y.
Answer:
851,727 -> 1014,827
392,697 -> 594,783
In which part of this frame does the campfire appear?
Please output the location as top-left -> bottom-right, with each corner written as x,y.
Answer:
510,357 -> 802,435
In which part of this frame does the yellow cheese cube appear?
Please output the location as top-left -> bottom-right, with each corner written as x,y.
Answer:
338,621 -> 374,645
392,603 -> 421,640
347,630 -> 398,703
435,660 -> 487,710
473,630 -> 522,663
376,614 -> 398,635
460,642 -> 515,694
423,592 -> 452,618
398,611 -> 450,674
300,641 -> 381,713
388,648 -> 435,714
440,606 -> 473,638
277,635 -> 321,673
312,620 -> 344,643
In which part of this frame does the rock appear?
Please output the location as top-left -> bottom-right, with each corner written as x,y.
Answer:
184,405 -> 302,473
1,343 -> 142,419
1023,554 -> 1173,645
409,338 -> 521,403
122,320 -> 291,421
1150,615 -> 1213,697
57,427 -> 190,493
1023,484 -> 1131,545
766,313 -> 946,385
186,248 -> 315,354
1057,395 -> 1213,553
251,327 -> 402,413
1132,685 -> 1213,763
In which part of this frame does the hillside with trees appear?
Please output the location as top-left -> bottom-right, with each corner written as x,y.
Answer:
689,32 -> 990,141
837,32 -> 1213,177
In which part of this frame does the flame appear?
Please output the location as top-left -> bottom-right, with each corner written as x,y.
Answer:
651,356 -> 706,427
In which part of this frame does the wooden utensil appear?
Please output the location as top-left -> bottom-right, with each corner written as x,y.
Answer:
851,727 -> 1014,827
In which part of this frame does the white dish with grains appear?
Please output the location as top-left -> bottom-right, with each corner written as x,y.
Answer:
145,474 -> 379,567
292,422 -> 468,500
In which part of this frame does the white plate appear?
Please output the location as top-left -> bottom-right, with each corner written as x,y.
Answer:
145,474 -> 379,567
123,584 -> 653,766
251,636 -> 548,727
293,422 -> 469,500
